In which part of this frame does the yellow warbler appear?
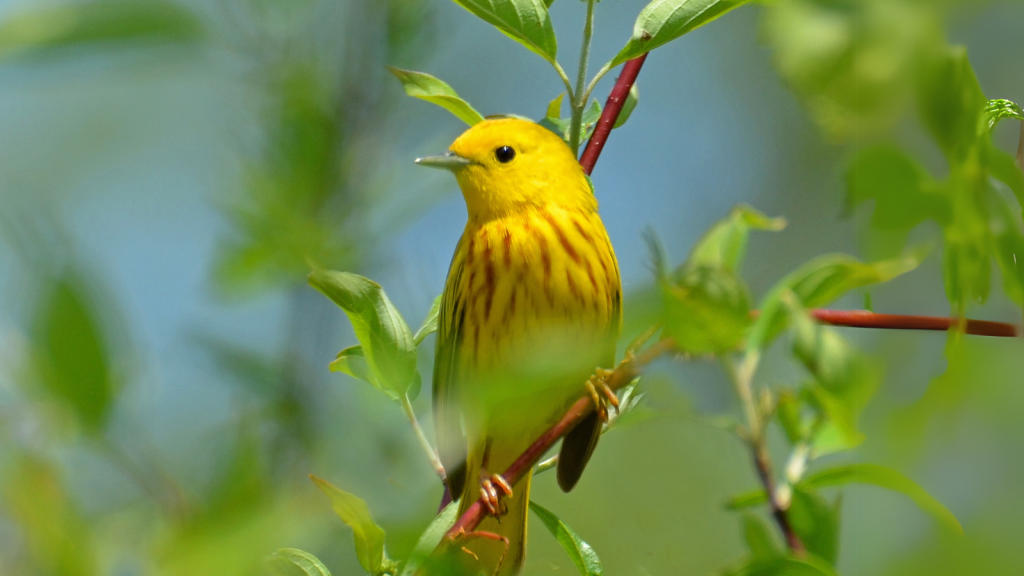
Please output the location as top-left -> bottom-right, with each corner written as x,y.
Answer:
418,118 -> 621,575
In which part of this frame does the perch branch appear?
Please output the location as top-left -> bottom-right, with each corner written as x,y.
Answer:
437,339 -> 677,546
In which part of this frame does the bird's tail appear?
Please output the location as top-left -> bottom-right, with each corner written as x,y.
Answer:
453,466 -> 533,576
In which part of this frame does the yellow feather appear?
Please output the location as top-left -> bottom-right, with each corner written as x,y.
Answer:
430,118 -> 621,576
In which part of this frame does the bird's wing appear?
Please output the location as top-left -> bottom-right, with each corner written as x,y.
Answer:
557,243 -> 622,493
433,237 -> 469,498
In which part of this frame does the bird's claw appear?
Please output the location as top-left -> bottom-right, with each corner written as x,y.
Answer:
585,369 -> 619,423
479,473 -> 513,517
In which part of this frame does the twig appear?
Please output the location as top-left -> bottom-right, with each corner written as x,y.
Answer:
754,444 -> 805,554
402,394 -> 448,482
437,339 -> 676,546
724,354 -> 805,554
579,53 -> 649,175
568,0 -> 598,156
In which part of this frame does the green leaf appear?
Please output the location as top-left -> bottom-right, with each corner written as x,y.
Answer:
580,99 -> 603,140
685,204 -> 786,274
269,549 -> 332,576
983,98 -> 1024,130
661,265 -> 752,354
33,274 -> 116,434
612,83 -> 640,129
386,67 -> 485,126
918,45 -> 986,162
991,193 -> 1024,307
310,475 -> 388,575
762,0 -> 940,141
308,270 -> 417,401
530,501 -> 603,576
413,295 -> 443,345
722,555 -> 837,576
726,489 -> 768,511
611,0 -> 751,66
787,486 -> 839,565
846,145 -> 950,232
785,294 -> 879,452
741,513 -> 779,560
804,463 -> 964,535
0,0 -> 202,60
989,147 -> 1024,213
329,346 -> 375,385
450,0 -> 558,63
776,390 -> 804,444
748,252 -> 923,351
546,92 -> 565,119
400,502 -> 460,576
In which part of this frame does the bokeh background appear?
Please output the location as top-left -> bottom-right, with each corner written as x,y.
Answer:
1,0 -> 1023,574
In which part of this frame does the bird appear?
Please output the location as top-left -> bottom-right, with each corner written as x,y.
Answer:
417,117 -> 622,576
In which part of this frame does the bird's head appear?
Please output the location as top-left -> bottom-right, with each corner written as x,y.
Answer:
416,118 -> 596,222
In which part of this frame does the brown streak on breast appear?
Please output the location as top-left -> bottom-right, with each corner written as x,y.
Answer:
502,229 -> 513,268
544,213 -> 581,264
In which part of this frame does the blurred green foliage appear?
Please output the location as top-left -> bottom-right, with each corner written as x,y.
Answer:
0,0 -> 1022,575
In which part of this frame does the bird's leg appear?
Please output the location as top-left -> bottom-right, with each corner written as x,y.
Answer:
479,472 -> 513,517
478,438 -> 513,517
456,529 -> 510,576
584,368 -> 619,423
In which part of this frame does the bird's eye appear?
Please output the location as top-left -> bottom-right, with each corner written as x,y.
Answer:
495,146 -> 516,163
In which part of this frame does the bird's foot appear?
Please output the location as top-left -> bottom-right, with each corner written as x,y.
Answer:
479,473 -> 513,517
584,369 -> 619,423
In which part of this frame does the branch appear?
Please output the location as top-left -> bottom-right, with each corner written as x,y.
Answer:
438,339 -> 676,545
753,444 -> 805,553
808,309 -> 1018,337
578,53 -> 649,175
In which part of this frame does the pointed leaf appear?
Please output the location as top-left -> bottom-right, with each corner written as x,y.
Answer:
310,475 -> 388,575
612,83 -> 640,129
530,501 -> 603,576
33,274 -> 117,433
450,0 -> 558,63
400,502 -> 460,576
309,270 -> 417,400
803,463 -> 963,535
413,295 -> 443,345
918,46 -> 986,162
546,92 -> 565,119
329,346 -> 376,386
611,0 -> 752,66
386,67 -> 484,126
787,486 -> 839,565
269,549 -> 332,576
684,204 -> 786,274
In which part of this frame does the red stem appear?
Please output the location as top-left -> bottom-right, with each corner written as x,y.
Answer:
809,309 -> 1017,337
578,54 -> 648,175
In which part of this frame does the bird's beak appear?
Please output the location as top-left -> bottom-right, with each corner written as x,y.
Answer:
415,151 -> 472,170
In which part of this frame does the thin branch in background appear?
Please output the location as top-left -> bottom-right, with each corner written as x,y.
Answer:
579,53 -> 649,175
402,394 -> 447,482
753,445 -> 805,554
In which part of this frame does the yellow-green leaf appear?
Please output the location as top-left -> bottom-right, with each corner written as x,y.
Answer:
310,475 -> 388,575
611,0 -> 751,67
803,463 -> 963,535
386,67 -> 484,125
450,0 -> 557,63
